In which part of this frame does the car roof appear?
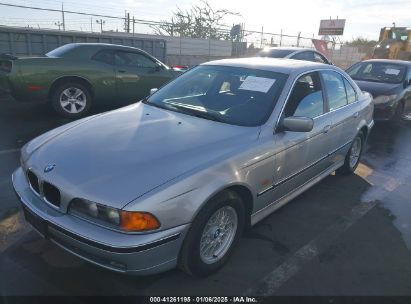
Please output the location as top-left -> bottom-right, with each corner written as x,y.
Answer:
362,59 -> 411,66
202,57 -> 331,74
261,47 -> 314,52
67,43 -> 141,51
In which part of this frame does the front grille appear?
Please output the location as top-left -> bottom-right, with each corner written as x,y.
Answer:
43,182 -> 61,207
27,170 -> 40,194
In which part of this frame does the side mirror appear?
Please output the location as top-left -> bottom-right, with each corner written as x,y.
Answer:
150,88 -> 158,95
280,116 -> 314,133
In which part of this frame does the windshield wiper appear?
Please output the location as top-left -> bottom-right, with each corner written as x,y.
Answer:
166,103 -> 225,122
143,98 -> 225,122
142,97 -> 170,111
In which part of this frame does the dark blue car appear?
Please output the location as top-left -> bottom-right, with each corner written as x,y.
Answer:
346,59 -> 411,122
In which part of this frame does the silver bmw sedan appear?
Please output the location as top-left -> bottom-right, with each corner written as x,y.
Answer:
12,58 -> 374,277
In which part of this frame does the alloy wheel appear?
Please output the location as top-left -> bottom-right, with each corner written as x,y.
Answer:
349,137 -> 362,169
199,206 -> 238,264
59,87 -> 87,114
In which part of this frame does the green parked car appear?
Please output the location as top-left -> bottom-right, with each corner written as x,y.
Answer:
0,43 -> 178,118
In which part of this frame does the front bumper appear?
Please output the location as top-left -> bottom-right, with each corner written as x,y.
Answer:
373,103 -> 398,121
12,167 -> 190,275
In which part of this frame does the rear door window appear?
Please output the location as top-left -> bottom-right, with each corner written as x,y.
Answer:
92,50 -> 114,65
115,51 -> 157,68
343,78 -> 357,104
291,51 -> 315,62
314,52 -> 329,64
321,70 -> 348,111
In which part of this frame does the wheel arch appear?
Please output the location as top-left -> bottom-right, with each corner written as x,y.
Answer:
48,75 -> 94,101
360,125 -> 368,140
196,183 -> 255,230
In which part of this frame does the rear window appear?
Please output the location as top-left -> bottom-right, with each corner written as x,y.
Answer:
257,49 -> 294,58
46,44 -> 77,58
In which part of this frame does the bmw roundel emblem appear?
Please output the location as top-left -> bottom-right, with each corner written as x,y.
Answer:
44,164 -> 56,173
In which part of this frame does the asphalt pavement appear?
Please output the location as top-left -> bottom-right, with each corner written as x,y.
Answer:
1,97 -> 411,297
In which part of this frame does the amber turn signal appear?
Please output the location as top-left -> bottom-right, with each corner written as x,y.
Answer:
120,211 -> 160,232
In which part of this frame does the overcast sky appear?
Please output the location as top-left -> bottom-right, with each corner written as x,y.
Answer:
1,0 -> 410,42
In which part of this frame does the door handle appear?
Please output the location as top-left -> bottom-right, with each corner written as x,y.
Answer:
354,112 -> 359,118
118,70 -> 126,73
323,125 -> 331,133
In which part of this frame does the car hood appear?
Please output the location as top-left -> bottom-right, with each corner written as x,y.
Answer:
354,80 -> 402,98
26,103 -> 259,209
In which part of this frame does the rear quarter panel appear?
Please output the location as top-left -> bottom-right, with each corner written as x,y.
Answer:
12,57 -> 117,102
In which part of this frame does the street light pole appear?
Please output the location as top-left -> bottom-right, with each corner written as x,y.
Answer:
55,21 -> 63,30
96,19 -> 105,33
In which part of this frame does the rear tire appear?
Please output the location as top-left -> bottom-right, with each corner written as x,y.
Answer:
51,82 -> 92,119
336,132 -> 364,176
178,190 -> 245,277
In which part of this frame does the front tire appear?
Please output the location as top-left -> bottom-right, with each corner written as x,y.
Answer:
51,82 -> 92,119
392,102 -> 404,125
336,132 -> 364,175
178,190 -> 245,277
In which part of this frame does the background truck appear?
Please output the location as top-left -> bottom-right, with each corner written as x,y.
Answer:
372,27 -> 411,60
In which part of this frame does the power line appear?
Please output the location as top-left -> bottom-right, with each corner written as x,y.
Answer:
0,1 -> 237,36
0,1 -> 170,26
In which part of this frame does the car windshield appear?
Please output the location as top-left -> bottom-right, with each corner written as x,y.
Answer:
46,44 -> 77,57
145,65 -> 288,127
346,62 -> 406,84
257,49 -> 295,58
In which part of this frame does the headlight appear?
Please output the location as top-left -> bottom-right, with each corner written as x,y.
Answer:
373,94 -> 397,105
69,199 -> 160,232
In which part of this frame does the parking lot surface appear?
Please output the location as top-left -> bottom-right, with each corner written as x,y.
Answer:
1,97 -> 411,296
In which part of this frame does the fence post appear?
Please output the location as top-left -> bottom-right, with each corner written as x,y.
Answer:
260,26 -> 264,48
280,29 -> 283,46
209,25 -> 212,60
179,34 -> 182,65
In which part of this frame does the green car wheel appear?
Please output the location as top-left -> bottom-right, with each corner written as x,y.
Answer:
51,82 -> 92,119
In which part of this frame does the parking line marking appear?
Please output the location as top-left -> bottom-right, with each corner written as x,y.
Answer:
0,148 -> 20,155
244,201 -> 377,296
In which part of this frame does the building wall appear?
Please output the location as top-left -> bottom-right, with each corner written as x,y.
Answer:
0,26 -> 167,63
102,32 -> 233,66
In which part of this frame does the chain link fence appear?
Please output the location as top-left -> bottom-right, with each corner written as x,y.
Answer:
0,3 -> 369,68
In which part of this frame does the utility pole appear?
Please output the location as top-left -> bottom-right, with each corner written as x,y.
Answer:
132,16 -> 135,35
124,11 -> 130,33
171,17 -> 174,36
61,2 -> 65,31
90,17 -> 93,32
55,21 -> 63,30
96,19 -> 105,33
124,11 -> 127,32
260,26 -> 264,48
